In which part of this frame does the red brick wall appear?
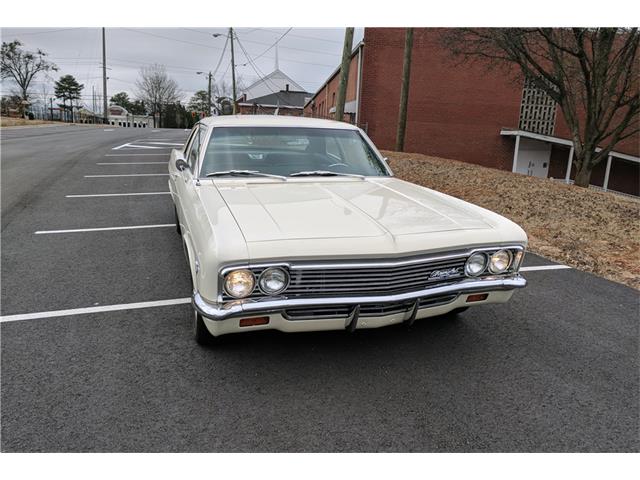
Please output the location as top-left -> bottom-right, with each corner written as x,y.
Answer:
358,27 -> 639,172
553,109 -> 639,157
547,144 -> 639,195
303,50 -> 361,120
359,28 -> 523,170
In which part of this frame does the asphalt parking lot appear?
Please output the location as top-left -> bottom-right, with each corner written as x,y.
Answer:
1,125 -> 638,452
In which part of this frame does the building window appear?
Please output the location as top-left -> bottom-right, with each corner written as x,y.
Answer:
518,77 -> 557,136
332,92 -> 336,107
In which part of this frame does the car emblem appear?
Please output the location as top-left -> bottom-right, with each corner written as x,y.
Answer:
428,267 -> 462,281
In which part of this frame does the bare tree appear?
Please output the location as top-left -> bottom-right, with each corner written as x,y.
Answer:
212,75 -> 245,100
442,28 -> 639,188
134,64 -> 180,127
1,40 -> 57,117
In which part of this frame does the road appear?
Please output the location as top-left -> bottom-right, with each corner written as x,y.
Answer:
1,125 -> 638,452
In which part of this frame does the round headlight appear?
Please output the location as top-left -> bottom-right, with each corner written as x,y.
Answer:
258,267 -> 289,295
224,269 -> 255,298
465,252 -> 487,276
489,250 -> 512,274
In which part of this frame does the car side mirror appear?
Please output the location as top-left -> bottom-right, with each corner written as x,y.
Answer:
176,158 -> 190,172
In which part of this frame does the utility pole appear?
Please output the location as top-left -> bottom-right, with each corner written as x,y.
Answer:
395,28 -> 414,152
49,97 -> 53,121
229,27 -> 237,114
207,71 -> 212,116
102,27 -> 108,125
335,27 -> 354,122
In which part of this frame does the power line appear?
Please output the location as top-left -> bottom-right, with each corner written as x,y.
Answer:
121,28 -> 225,51
234,35 -> 292,107
247,28 -> 344,45
2,28 -> 80,36
250,28 -> 292,62
179,27 -> 340,64
211,34 -> 230,78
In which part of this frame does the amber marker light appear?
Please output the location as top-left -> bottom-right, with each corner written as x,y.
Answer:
239,317 -> 270,327
466,293 -> 489,303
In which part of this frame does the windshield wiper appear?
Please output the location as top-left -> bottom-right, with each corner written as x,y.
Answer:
289,170 -> 365,179
205,170 -> 287,181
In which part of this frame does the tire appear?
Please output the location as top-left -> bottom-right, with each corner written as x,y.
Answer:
174,206 -> 181,234
194,309 -> 219,346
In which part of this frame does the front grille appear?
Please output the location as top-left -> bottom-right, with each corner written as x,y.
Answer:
285,257 -> 466,297
221,253 -> 470,301
283,294 -> 458,320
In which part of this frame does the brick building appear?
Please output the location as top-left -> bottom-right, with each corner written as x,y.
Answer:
304,28 -> 639,196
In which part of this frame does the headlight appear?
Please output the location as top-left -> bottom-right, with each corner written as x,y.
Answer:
258,267 -> 289,295
489,250 -> 512,274
224,269 -> 255,298
465,252 -> 487,276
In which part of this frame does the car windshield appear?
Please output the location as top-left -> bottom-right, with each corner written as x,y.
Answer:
200,126 -> 389,178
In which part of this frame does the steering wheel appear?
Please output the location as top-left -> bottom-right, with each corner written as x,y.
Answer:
328,162 -> 350,168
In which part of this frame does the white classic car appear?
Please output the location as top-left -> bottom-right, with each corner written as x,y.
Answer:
169,116 -> 527,345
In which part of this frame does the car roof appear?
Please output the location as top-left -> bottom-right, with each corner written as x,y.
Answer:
198,115 -> 359,130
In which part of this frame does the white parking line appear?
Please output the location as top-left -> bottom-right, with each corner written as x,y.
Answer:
105,154 -> 170,157
0,297 -> 191,323
85,174 -> 169,177
112,142 -> 173,150
35,224 -> 175,234
66,192 -> 171,198
97,162 -> 167,165
520,265 -> 572,271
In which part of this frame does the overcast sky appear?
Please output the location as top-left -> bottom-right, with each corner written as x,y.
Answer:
1,27 -> 364,110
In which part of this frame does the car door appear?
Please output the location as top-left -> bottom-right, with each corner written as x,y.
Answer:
175,125 -> 209,281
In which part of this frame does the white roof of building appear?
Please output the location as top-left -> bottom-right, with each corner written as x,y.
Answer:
199,115 -> 359,130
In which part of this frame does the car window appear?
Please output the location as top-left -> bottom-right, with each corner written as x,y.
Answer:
183,126 -> 199,155
325,137 -> 343,161
200,127 -> 389,177
195,126 -> 207,174
186,126 -> 201,170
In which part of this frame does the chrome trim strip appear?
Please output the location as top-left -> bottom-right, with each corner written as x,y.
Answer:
195,274 -> 527,322
217,245 -> 525,301
219,245 -> 525,275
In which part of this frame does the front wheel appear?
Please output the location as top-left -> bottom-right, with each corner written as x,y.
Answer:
194,309 -> 219,346
174,206 -> 181,234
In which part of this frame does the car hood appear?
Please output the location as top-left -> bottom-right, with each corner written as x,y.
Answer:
200,177 -> 526,261
212,177 -> 497,241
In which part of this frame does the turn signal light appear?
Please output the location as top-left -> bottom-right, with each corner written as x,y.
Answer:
466,293 -> 489,303
239,316 -> 270,327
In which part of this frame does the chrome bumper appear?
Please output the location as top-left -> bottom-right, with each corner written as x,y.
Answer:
193,274 -> 527,322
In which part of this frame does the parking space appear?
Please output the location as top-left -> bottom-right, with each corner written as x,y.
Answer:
1,126 -> 638,452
